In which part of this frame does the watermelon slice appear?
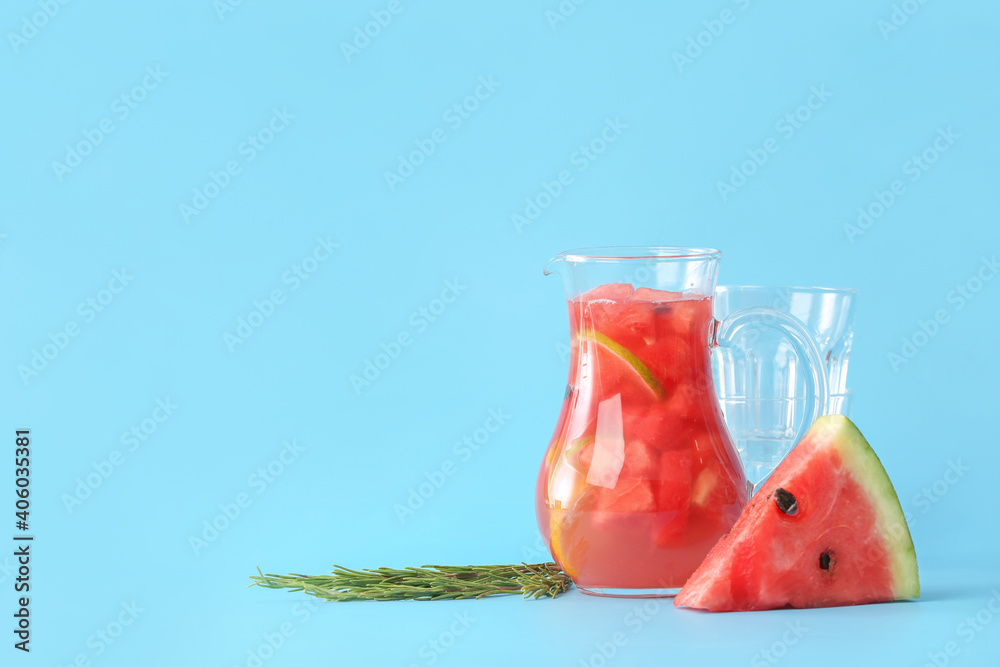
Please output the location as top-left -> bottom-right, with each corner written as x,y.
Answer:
674,415 -> 919,612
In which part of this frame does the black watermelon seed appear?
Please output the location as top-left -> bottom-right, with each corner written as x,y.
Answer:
774,488 -> 798,515
820,551 -> 832,570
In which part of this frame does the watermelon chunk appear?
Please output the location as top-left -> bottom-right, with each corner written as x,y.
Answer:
597,479 -> 656,513
580,282 -> 634,302
674,415 -> 919,612
631,287 -> 683,302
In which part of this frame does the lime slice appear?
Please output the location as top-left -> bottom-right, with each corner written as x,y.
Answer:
579,328 -> 666,400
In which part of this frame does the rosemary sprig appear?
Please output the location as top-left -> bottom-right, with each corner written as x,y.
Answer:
249,562 -> 572,601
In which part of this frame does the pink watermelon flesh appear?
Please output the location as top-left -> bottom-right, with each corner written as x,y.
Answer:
581,282 -> 634,301
674,415 -> 919,612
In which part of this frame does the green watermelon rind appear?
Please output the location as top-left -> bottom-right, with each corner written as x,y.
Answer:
819,414 -> 921,600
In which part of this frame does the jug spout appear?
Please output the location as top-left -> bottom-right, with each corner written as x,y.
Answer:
542,251 -> 569,277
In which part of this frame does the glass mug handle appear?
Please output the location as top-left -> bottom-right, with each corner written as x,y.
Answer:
713,306 -> 830,455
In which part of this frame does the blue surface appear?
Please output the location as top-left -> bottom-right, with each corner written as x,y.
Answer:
2,1 -> 999,665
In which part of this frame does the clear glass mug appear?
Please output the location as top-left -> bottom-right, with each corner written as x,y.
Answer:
535,247 -> 829,597
713,286 -> 857,492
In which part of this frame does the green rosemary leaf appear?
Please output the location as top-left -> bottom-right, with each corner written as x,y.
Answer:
249,562 -> 571,601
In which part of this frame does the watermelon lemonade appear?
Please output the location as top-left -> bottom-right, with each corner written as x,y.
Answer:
536,282 -> 748,594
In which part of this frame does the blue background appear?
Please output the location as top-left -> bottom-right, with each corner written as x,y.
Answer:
2,1 -> 998,665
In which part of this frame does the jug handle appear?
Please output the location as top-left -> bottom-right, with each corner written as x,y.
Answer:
713,306 -> 830,452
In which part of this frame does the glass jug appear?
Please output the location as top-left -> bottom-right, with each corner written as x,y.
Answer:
535,247 -> 828,597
